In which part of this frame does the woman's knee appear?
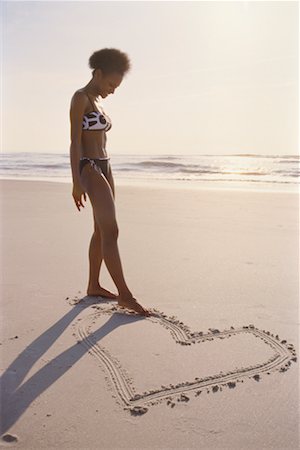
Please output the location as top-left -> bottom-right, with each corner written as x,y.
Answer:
93,214 -> 101,236
92,227 -> 102,242
101,220 -> 119,243
92,205 -> 118,242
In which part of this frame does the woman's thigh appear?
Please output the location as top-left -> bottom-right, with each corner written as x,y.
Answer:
80,163 -> 117,233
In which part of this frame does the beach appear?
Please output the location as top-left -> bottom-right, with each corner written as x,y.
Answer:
1,179 -> 299,449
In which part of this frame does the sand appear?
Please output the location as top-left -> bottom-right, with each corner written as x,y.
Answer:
0,179 -> 299,449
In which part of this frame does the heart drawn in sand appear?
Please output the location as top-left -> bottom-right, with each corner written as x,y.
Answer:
72,303 -> 297,415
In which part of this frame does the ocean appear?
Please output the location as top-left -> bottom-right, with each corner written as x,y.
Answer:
0,152 -> 299,192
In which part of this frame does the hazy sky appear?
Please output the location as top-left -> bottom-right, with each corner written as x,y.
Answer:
1,1 -> 298,155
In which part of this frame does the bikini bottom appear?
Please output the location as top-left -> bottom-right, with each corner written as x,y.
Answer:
79,157 -> 110,181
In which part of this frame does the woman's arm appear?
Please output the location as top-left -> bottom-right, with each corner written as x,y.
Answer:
69,91 -> 87,210
69,91 -> 86,186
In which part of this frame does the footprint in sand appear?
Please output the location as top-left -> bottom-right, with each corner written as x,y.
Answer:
1,434 -> 18,444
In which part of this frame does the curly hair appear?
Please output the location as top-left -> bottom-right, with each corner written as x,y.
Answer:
89,48 -> 131,76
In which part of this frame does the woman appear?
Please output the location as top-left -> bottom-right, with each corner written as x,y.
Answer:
69,48 -> 149,316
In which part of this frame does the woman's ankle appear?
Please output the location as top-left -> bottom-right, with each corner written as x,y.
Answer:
118,288 -> 133,299
88,280 -> 99,287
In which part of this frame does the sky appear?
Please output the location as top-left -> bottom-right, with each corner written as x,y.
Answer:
1,1 -> 299,156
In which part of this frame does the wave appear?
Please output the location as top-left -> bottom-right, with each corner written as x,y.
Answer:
136,161 -> 186,169
216,154 -> 300,159
1,152 -> 299,190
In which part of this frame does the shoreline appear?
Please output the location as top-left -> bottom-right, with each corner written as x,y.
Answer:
0,176 -> 299,194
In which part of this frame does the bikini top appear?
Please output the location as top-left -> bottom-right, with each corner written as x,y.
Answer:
82,94 -> 112,131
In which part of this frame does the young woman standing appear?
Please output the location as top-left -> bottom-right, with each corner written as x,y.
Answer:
69,48 -> 149,316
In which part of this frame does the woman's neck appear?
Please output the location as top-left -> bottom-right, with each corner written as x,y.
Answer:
83,79 -> 99,99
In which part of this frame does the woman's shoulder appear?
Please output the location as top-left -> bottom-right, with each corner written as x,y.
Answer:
72,88 -> 88,99
70,89 -> 89,108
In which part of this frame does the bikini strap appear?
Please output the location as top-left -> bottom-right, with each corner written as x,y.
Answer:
86,94 -> 95,110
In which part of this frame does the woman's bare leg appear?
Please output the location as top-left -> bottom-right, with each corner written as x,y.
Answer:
87,223 -> 117,298
87,166 -> 117,298
81,164 -> 149,315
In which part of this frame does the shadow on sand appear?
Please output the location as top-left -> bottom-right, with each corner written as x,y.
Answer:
0,297 -> 145,436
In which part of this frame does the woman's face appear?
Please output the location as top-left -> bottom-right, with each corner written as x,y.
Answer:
95,70 -> 123,98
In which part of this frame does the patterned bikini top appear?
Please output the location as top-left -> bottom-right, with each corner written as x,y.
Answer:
82,94 -> 112,131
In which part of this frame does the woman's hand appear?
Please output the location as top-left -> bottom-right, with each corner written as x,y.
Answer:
72,183 -> 87,211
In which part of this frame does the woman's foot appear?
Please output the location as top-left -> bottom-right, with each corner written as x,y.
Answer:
87,284 -> 117,299
118,295 -> 150,316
